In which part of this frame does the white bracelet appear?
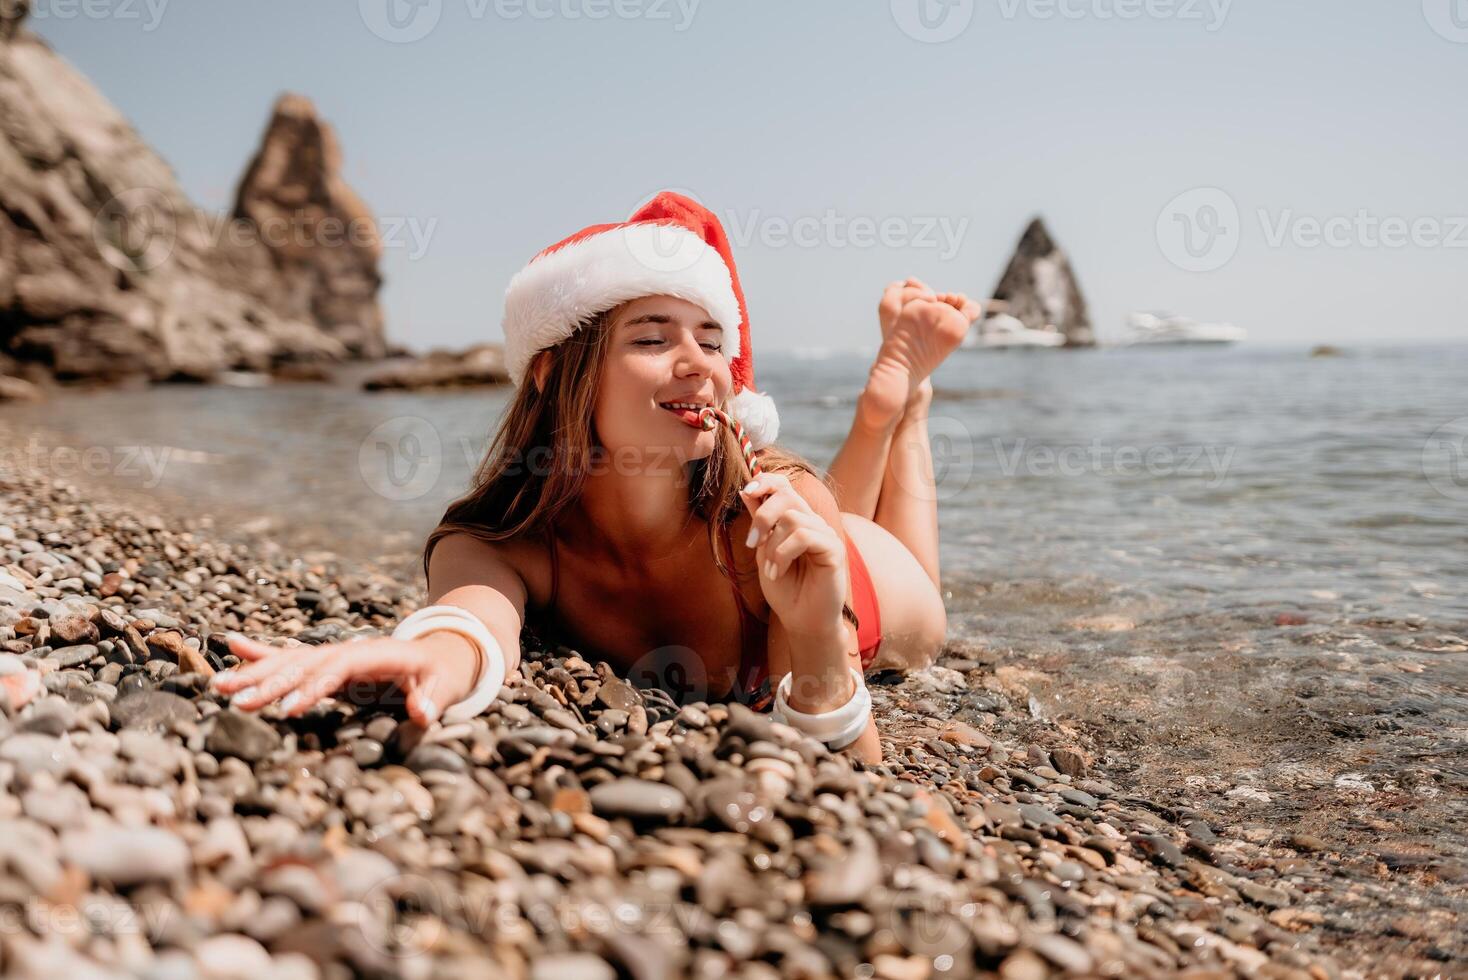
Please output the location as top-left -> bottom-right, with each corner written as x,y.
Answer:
769,666 -> 871,750
391,604 -> 506,724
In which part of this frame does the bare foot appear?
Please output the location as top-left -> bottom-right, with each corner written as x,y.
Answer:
858,291 -> 978,431
877,277 -> 937,342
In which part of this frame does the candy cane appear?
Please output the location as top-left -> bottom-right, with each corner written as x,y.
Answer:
699,407 -> 763,480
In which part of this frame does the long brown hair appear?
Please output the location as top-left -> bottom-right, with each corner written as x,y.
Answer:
422,307 -> 826,603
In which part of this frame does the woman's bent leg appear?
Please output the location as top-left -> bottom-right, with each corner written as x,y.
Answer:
841,512 -> 947,671
827,386 -> 903,520
871,383 -> 942,590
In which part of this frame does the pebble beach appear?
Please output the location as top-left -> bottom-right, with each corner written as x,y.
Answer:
2,440 -> 1461,980
6,2 -> 1465,974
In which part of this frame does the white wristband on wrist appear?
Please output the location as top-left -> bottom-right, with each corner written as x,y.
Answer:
769,666 -> 871,750
391,604 -> 506,724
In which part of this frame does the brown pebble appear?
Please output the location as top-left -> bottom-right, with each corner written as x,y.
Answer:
50,615 -> 100,646
551,787 -> 591,815
1051,747 -> 1088,778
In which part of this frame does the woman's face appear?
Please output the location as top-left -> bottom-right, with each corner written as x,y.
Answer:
593,295 -> 732,467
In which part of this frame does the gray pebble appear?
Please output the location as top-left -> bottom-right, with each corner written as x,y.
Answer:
110,689 -> 198,732
205,710 -> 282,762
61,824 -> 190,885
589,778 -> 687,821
0,732 -> 77,777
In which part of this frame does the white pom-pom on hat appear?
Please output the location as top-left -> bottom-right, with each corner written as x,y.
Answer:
728,386 -> 779,449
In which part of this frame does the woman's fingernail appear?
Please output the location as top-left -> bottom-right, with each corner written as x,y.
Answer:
211,669 -> 234,686
231,686 -> 259,705
764,561 -> 776,578
279,691 -> 301,713
744,526 -> 759,548
742,479 -> 759,494
422,696 -> 438,722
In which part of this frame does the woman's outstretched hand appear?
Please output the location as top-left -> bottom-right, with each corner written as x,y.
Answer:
740,472 -> 847,637
209,632 -> 482,727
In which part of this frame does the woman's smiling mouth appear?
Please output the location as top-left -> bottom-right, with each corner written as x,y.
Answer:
658,400 -> 709,426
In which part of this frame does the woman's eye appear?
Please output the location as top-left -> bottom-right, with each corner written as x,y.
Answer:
633,339 -> 721,352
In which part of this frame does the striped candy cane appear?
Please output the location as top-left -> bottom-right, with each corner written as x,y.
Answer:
699,407 -> 763,480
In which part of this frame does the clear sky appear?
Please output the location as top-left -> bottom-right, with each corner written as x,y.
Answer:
29,0 -> 1468,351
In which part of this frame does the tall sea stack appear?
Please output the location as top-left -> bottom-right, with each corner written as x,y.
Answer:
989,217 -> 1094,348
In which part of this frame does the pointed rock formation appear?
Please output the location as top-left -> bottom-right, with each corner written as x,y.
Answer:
232,94 -> 387,359
0,5 -> 385,386
989,218 -> 1094,347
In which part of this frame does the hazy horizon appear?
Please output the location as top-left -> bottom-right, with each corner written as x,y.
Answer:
28,1 -> 1467,353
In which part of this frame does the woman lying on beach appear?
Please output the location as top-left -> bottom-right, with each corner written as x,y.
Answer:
211,192 -> 976,763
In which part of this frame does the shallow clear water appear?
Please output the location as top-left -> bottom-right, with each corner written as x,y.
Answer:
15,343 -> 1466,621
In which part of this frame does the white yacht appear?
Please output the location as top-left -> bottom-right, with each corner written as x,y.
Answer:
967,313 -> 1067,350
1125,312 -> 1246,346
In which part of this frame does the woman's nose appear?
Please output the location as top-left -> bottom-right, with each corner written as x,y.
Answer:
674,335 -> 713,375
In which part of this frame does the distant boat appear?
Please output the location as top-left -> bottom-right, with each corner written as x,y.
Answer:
966,313 -> 1067,350
1124,312 -> 1246,346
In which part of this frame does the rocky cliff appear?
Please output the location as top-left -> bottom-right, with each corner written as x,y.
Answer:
0,1 -> 386,388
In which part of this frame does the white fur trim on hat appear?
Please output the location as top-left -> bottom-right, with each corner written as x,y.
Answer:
729,387 -> 779,450
503,223 -> 742,386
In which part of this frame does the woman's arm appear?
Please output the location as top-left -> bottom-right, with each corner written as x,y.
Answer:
752,471 -> 882,764
424,532 -> 527,683
211,533 -> 528,724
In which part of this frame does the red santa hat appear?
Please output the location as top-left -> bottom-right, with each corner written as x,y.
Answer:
502,191 -> 780,449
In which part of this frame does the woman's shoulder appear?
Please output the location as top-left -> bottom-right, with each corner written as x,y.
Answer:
428,528 -> 552,609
